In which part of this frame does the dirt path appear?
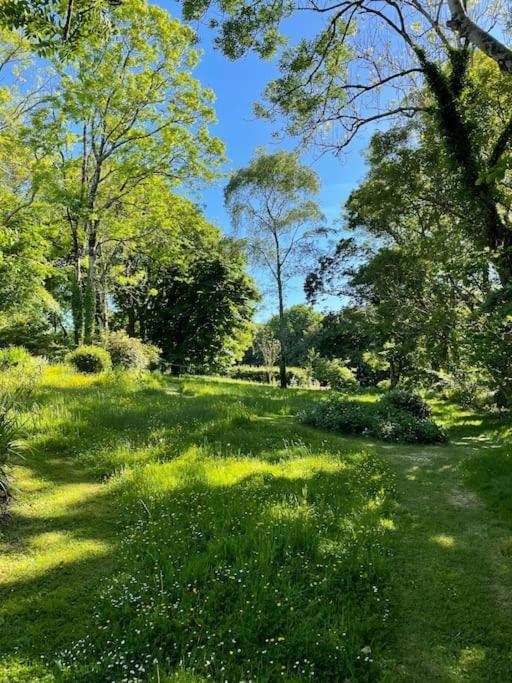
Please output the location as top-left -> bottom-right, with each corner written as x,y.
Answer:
381,442 -> 512,681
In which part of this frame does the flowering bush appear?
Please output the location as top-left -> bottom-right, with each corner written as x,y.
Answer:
300,392 -> 446,444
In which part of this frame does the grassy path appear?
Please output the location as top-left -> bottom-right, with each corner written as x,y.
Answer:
380,428 -> 512,681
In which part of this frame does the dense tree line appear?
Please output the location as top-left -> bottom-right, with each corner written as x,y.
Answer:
0,1 -> 258,370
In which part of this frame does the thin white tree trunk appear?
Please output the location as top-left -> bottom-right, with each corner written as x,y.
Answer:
446,0 -> 512,73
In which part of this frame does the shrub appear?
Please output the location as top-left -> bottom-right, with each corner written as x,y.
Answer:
0,346 -> 35,370
66,345 -> 112,374
380,389 -> 432,418
300,392 -> 446,444
309,356 -> 358,391
102,331 -> 159,371
438,371 -> 496,410
300,397 -> 376,435
376,379 -> 391,392
226,365 -> 310,386
142,342 -> 161,370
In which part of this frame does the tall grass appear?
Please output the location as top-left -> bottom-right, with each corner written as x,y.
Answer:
0,363 -> 42,502
19,368 -> 397,682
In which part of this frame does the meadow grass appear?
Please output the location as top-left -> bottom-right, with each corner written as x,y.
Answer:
0,367 -> 396,682
1,367 -> 512,682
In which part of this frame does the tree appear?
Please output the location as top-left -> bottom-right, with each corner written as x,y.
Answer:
141,239 -> 259,373
225,150 -> 325,387
306,91 -> 506,390
31,0 -> 223,343
179,0 -> 512,288
266,304 -> 322,366
253,326 -> 280,382
0,0 -> 121,55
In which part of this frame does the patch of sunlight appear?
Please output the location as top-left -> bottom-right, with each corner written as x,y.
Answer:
0,535 -> 111,586
379,517 -> 395,530
267,500 -> 313,522
17,481 -> 103,519
42,364 -> 106,389
431,533 -> 456,548
115,449 -> 350,500
457,646 -> 486,670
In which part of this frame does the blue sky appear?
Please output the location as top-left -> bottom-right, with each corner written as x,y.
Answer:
158,2 -> 370,319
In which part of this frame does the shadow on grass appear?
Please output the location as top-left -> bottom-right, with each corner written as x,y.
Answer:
3,373 -> 512,682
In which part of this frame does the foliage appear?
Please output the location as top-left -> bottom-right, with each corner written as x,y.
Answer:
66,345 -> 112,374
437,369 -> 496,411
0,314 -> 70,359
30,0 -> 224,343
301,393 -> 446,444
308,354 -> 358,391
0,0 -> 121,56
380,390 -> 432,420
265,304 -> 322,366
0,365 -> 39,501
251,326 -> 280,381
143,240 -> 258,372
226,364 -> 309,386
0,346 -> 35,370
102,331 -> 160,371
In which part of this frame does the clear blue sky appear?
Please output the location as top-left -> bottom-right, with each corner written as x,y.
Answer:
158,1 -> 371,319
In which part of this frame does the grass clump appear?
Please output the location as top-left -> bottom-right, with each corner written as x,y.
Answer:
66,345 -> 112,374
301,391 -> 446,444
0,366 -> 39,502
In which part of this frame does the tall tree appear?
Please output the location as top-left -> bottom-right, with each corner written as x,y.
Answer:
31,0 -> 223,343
225,150 -> 325,388
179,0 -> 512,287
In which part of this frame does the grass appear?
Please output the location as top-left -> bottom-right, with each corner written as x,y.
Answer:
0,367 -> 512,681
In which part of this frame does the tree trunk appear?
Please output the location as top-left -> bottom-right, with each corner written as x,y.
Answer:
446,0 -> 512,74
276,264 -> 287,389
99,264 -> 109,335
84,224 -> 97,344
71,224 -> 83,346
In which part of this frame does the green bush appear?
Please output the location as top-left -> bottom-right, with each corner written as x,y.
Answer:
439,371 -> 496,410
300,392 -> 446,444
227,365 -> 310,386
102,331 -> 160,370
66,345 -> 112,374
380,389 -> 432,418
0,346 -> 35,370
0,314 -> 71,359
142,342 -> 162,370
311,357 -> 358,391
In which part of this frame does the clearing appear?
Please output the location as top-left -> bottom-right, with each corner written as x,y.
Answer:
1,368 -> 511,681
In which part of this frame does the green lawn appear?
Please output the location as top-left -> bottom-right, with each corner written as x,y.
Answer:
0,367 -> 511,681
